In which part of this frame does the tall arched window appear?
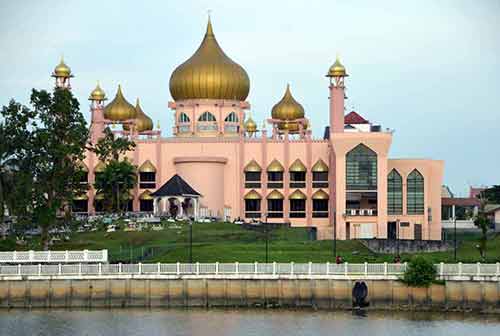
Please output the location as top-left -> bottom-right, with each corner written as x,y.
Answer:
407,169 -> 424,215
198,111 -> 217,122
224,112 -> 238,122
178,112 -> 190,123
346,144 -> 377,190
387,169 -> 402,215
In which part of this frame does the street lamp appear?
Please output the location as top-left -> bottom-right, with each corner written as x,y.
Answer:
188,218 -> 193,263
263,212 -> 269,263
396,219 -> 400,257
453,204 -> 457,262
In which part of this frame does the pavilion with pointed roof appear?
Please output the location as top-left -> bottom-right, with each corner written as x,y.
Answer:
151,174 -> 201,219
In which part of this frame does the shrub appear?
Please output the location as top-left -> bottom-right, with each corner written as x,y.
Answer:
402,256 -> 437,287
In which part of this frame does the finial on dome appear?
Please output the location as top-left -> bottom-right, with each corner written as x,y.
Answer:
206,12 -> 214,36
157,120 -> 161,129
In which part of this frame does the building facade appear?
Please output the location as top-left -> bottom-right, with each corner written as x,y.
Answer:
56,18 -> 444,240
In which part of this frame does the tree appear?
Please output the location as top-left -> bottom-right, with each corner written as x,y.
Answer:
94,160 -> 137,213
0,101 -> 36,230
93,127 -> 136,213
1,88 -> 89,249
481,185 -> 500,204
402,256 -> 437,287
474,195 -> 490,260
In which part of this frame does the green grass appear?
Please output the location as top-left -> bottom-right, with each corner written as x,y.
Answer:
5,222 -> 500,263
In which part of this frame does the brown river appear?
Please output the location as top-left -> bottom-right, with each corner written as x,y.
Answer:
0,309 -> 499,335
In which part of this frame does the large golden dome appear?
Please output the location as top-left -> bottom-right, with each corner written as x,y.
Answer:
169,18 -> 250,101
103,85 -> 137,121
271,84 -> 305,121
124,98 -> 153,132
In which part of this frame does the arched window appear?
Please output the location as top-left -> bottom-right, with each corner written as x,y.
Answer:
178,112 -> 190,123
387,169 -> 402,215
198,111 -> 216,122
346,144 -> 377,190
407,169 -> 424,215
224,112 -> 239,122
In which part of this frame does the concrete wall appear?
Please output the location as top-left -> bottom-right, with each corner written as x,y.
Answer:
1,278 -> 499,312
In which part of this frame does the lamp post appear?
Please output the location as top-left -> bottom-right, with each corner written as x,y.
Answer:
453,204 -> 457,262
396,219 -> 400,257
263,213 -> 269,263
333,210 -> 336,258
188,218 -> 193,263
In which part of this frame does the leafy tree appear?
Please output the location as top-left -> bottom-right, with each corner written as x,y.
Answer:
473,195 -> 490,260
0,101 -> 36,229
93,127 -> 136,213
1,88 -> 89,249
481,185 -> 500,204
94,159 -> 137,213
402,256 -> 437,287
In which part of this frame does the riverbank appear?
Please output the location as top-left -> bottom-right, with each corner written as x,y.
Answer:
1,276 -> 499,313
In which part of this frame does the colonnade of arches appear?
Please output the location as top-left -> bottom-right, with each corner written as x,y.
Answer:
244,189 -> 329,219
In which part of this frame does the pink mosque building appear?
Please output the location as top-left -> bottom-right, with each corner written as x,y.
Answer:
53,19 -> 444,241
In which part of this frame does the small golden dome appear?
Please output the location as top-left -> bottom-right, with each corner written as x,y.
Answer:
88,81 -> 106,101
123,98 -> 153,133
124,99 -> 154,132
326,55 -> 348,77
139,160 -> 157,173
53,56 -> 72,77
244,116 -> 257,133
169,17 -> 250,101
103,85 -> 137,121
244,159 -> 261,172
271,84 -> 305,121
312,159 -> 328,172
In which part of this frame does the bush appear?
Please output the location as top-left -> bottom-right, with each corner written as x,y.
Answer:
402,256 -> 437,287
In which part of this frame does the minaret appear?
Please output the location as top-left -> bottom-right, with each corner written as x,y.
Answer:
326,56 -> 348,134
88,81 -> 107,142
52,56 -> 73,89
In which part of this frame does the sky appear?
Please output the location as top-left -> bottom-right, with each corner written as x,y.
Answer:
0,0 -> 499,196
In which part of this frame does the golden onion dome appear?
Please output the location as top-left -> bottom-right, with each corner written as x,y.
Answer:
103,85 -> 137,121
169,18 -> 250,101
53,56 -> 72,77
326,55 -> 348,77
88,81 -> 106,101
271,84 -> 305,121
244,115 -> 257,133
124,98 -> 154,132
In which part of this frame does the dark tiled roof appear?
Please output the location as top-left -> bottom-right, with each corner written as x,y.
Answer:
442,197 -> 480,207
151,174 -> 201,197
344,111 -> 369,124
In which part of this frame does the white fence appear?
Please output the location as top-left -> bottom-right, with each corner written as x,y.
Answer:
0,262 -> 499,278
0,250 -> 108,264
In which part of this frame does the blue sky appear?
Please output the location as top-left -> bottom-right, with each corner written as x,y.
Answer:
1,0 -> 499,196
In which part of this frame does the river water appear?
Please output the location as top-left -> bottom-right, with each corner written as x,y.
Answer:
0,309 -> 499,336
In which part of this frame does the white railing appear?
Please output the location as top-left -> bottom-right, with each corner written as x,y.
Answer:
0,262 -> 499,278
0,250 -> 108,264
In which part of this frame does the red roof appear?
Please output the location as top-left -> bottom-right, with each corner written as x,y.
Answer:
344,111 -> 369,124
441,197 -> 480,207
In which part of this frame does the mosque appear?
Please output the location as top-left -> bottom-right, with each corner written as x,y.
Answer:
53,18 -> 444,240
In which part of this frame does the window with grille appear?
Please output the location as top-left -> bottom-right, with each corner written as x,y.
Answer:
267,199 -> 283,218
224,112 -> 238,122
346,144 -> 377,190
387,169 -> 402,215
198,111 -> 216,121
290,199 -> 305,218
245,172 -> 261,188
267,172 -> 283,188
407,169 -> 424,215
245,199 -> 261,218
312,199 -> 329,218
178,112 -> 190,123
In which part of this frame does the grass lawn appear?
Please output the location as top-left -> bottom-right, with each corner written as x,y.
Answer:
4,222 -> 500,263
